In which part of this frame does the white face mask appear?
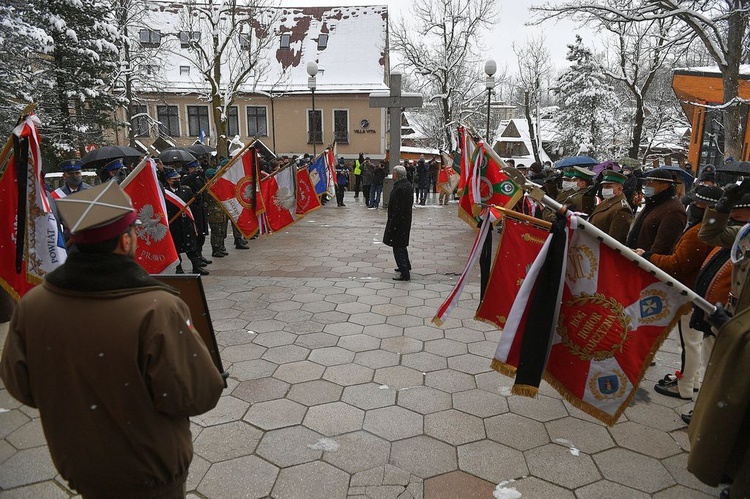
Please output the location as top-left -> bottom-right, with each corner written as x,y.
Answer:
562,180 -> 578,191
601,188 -> 616,199
643,186 -> 656,198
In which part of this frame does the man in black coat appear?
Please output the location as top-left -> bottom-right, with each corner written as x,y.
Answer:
384,165 -> 413,281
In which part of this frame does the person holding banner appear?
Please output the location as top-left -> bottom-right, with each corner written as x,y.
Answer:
0,182 -> 224,498
165,170 -> 208,275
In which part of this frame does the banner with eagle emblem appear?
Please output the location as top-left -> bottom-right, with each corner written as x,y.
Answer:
259,164 -> 298,233
296,167 -> 322,215
208,147 -> 259,238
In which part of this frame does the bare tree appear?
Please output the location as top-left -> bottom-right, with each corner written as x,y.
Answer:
513,35 -> 553,164
531,0 -> 750,161
391,0 -> 500,149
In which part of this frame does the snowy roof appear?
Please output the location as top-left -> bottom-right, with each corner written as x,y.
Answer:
493,119 -> 553,163
138,3 -> 389,94
673,65 -> 750,78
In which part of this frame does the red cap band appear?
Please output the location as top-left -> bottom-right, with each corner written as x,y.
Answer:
70,210 -> 138,244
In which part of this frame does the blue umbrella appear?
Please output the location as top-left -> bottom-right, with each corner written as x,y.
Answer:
555,156 -> 597,168
657,165 -> 695,189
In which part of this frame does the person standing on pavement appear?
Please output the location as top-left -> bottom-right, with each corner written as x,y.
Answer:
353,153 -> 364,199
0,182 -> 224,499
205,167 -> 229,258
361,157 -> 374,207
587,171 -> 633,244
369,161 -> 387,209
416,155 -> 430,205
181,160 -> 212,266
165,170 -> 209,275
384,165 -> 413,281
335,157 -> 350,207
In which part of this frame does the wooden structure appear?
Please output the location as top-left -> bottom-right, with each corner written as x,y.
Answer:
672,67 -> 750,171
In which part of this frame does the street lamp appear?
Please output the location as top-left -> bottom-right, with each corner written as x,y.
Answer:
484,59 -> 497,144
307,61 -> 318,156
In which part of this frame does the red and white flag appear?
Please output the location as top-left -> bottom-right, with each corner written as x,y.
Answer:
259,164 -> 298,233
164,190 -> 194,221
208,147 -> 259,238
296,167 -> 322,215
121,159 -> 179,274
0,114 -> 66,300
492,214 -> 690,425
325,147 -> 337,197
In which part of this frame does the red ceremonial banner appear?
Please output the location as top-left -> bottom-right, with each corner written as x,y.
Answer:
296,167 -> 322,215
259,165 -> 297,233
208,148 -> 259,238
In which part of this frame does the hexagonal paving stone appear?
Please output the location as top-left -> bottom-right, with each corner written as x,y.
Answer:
261,344 -> 310,364
386,314 -> 425,328
303,401 -> 364,436
423,470 -> 496,499
425,409 -> 485,445
444,328 -> 486,343
371,303 -> 407,316
197,455 -> 278,498
425,369 -> 476,393
229,358 -> 277,381
610,421 -> 682,459
248,321 -> 290,336
243,399 -> 306,430
447,353 -> 492,375
272,461 -> 349,499
307,346 -> 356,366
373,366 -> 424,390
525,443 -> 601,489
507,393 -> 568,422
390,435 -> 458,478
292,331 -> 337,348
485,413 -> 549,451
362,323 -> 405,339
458,440 -> 528,483
301,300 -> 336,313
354,350 -> 400,369
660,453 -> 721,496
593,448 -> 675,493
337,334 -> 381,352
342,382 -> 396,410
575,480 -> 651,499
452,389 -> 508,418
0,447 -> 58,490
652,485 -> 716,499
323,363 -> 374,386
401,351 -> 448,372
231,377 -> 289,404
397,386 -> 453,414
364,406 -> 423,441
404,325 -> 444,342
273,360 -> 325,383
219,343 -> 267,363
286,379 -> 343,406
424,338 -> 468,357
380,336 -> 423,354
255,425 -> 324,468
624,397 -> 685,432
357,294 -> 391,306
323,321 -> 364,337
191,395 -> 249,427
545,417 -> 615,455
193,421 -> 262,462
322,430 -> 391,474
5,419 -> 46,449
467,340 -> 499,359
335,301 -> 372,315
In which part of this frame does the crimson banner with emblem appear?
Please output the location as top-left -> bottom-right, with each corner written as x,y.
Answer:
208,147 -> 259,238
259,165 -> 297,233
296,167 -> 322,215
492,214 -> 690,425
121,159 -> 179,274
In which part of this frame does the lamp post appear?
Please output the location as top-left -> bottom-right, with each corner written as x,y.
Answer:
484,59 -> 497,143
307,61 -> 318,156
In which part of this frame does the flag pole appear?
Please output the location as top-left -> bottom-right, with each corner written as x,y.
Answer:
0,104 -> 37,175
501,166 -> 716,315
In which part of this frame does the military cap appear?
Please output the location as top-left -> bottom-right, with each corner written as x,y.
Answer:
516,163 -> 529,170
219,158 -> 229,167
56,182 -> 138,244
166,170 -> 181,179
185,160 -> 200,169
601,171 -> 627,185
104,158 -> 125,171
205,168 -> 217,179
59,159 -> 82,172
687,185 -> 723,205
734,192 -> 750,209
565,166 -> 594,181
644,168 -> 677,183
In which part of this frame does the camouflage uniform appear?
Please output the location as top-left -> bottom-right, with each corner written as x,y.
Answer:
208,196 -> 228,256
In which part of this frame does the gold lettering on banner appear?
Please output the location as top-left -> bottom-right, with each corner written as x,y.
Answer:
558,293 -> 632,362
566,244 -> 597,282
520,233 -> 546,245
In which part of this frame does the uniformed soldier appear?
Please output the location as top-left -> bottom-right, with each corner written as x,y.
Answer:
561,166 -> 596,215
205,167 -> 229,258
52,159 -> 92,199
587,171 -> 633,244
181,159 -> 211,265
104,158 -> 126,184
164,170 -> 208,275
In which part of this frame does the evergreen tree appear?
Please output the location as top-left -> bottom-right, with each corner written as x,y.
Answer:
554,36 -> 619,158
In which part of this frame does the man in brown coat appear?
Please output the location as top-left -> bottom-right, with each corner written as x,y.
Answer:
626,168 -> 687,254
1,183 -> 224,498
588,170 -> 633,244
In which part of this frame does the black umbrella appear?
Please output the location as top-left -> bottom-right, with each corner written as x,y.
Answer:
159,148 -> 197,165
187,144 -> 216,157
81,145 -> 143,170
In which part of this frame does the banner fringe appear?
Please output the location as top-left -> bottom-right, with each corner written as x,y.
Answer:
490,358 -> 517,378
431,316 -> 444,327
511,384 -> 538,397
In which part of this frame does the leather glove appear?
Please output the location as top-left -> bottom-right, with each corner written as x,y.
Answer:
715,178 -> 750,213
707,303 -> 732,330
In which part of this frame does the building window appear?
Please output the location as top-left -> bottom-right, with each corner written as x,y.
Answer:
139,29 -> 161,48
308,109 -> 322,144
131,104 -> 149,137
179,66 -> 190,76
240,33 -> 251,50
156,105 -> 179,137
334,109 -> 348,143
145,64 -> 159,75
187,106 -> 210,138
179,31 -> 201,48
246,106 -> 268,137
317,34 -> 328,50
227,106 -> 239,137
280,33 -> 291,49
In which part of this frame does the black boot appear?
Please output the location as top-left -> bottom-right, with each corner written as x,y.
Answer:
199,255 -> 213,265
175,265 -> 185,274
219,246 -> 229,256
212,247 -> 225,258
235,238 -> 249,249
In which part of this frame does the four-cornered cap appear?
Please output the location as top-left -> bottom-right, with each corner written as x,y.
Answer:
644,168 -> 677,183
104,158 -> 125,171
56,182 -> 138,244
166,170 -> 181,179
687,185 -> 723,205
59,159 -> 82,172
734,192 -> 750,209
601,171 -> 627,185
185,160 -> 200,169
566,166 -> 594,181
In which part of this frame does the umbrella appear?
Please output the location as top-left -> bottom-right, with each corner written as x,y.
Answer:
81,145 -> 143,170
592,160 -> 621,175
615,157 -> 640,169
716,161 -> 750,176
159,148 -> 197,165
555,156 -> 597,168
657,165 -> 695,189
187,144 -> 216,156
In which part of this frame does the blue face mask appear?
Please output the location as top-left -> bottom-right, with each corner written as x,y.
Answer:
643,186 -> 656,198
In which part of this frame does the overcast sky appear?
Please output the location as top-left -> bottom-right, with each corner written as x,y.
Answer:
279,0 -> 601,72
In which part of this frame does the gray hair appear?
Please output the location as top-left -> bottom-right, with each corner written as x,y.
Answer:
393,165 -> 406,179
